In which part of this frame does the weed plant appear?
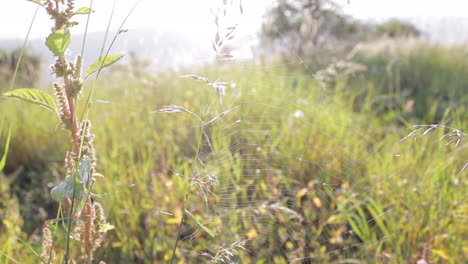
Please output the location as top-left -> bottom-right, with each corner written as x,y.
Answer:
1,0 -> 128,262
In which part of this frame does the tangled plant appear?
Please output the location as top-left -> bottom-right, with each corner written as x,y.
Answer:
1,0 -> 128,262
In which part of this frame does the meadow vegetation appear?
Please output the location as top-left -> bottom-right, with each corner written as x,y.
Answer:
0,0 -> 466,263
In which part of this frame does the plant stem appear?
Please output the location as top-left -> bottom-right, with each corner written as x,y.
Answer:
63,72 -> 80,264
171,200 -> 188,264
170,183 -> 189,264
170,123 -> 206,263
83,200 -> 93,263
62,72 -> 80,152
67,94 -> 79,152
64,197 -> 75,264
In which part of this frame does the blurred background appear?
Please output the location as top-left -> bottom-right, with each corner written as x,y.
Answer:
2,0 -> 468,79
0,0 -> 467,263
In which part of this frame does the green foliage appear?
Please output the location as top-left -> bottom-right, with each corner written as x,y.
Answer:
0,5 -> 465,262
1,88 -> 57,113
85,54 -> 125,79
45,30 -> 72,57
350,40 -> 468,122
1,59 -> 466,262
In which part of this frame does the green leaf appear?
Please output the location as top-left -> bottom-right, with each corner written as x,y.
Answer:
0,123 -> 12,172
74,7 -> 95,15
46,29 -> 71,57
50,156 -> 92,201
25,0 -> 43,6
85,54 -> 125,79
51,174 -> 85,201
184,209 -> 216,238
2,88 -> 57,113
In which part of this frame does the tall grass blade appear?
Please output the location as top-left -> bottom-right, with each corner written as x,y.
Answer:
9,5 -> 39,90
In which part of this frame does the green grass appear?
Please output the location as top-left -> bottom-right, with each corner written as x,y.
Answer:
0,41 -> 467,263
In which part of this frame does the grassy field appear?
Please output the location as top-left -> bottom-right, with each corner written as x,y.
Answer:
0,39 -> 467,263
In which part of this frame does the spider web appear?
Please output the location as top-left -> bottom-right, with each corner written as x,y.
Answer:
168,68 -> 399,263
160,2 -> 401,262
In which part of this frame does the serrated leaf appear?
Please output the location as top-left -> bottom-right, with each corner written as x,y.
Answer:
184,209 -> 216,238
85,54 -> 125,79
25,0 -> 43,6
50,155 -> 92,201
74,7 -> 95,15
2,88 -> 57,112
46,29 -> 71,57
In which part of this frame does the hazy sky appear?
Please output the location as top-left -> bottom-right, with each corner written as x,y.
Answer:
1,0 -> 468,40
0,0 -> 268,40
344,0 -> 468,19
